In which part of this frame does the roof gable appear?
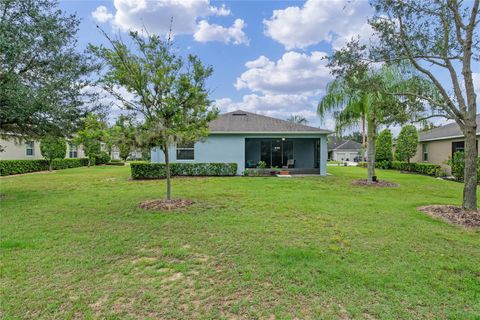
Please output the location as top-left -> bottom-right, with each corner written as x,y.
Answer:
208,110 -> 330,134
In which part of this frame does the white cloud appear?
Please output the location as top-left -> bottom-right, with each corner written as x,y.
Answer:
235,51 -> 332,95
91,5 -> 114,23
194,19 -> 249,45
263,0 -> 374,50
91,0 -> 245,45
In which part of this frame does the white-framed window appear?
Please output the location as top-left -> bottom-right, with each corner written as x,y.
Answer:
26,141 -> 34,156
176,142 -> 194,160
422,143 -> 428,161
69,143 -> 78,158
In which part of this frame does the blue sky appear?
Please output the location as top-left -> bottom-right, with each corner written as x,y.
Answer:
59,0 -> 479,132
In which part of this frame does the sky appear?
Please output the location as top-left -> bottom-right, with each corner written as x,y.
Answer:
59,0 -> 480,133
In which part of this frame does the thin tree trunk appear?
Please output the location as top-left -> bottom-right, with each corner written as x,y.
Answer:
361,116 -> 366,147
367,117 -> 376,182
462,117 -> 477,210
49,161 -> 53,172
163,146 -> 172,201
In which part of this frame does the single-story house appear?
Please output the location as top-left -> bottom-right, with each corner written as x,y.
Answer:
0,136 -> 85,160
411,115 -> 480,174
328,137 -> 363,161
151,110 -> 331,175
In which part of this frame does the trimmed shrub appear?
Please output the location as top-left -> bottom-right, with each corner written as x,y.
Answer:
95,151 -> 111,165
391,161 -> 443,177
357,162 -> 368,168
447,151 -> 480,181
376,129 -> 393,162
0,158 -> 89,176
131,162 -> 238,179
106,161 -> 125,166
376,160 -> 391,169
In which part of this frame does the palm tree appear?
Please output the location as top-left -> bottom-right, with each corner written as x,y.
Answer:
318,79 -> 378,181
287,114 -> 308,125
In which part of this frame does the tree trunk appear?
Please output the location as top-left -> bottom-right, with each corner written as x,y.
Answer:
162,146 -> 172,201
367,117 -> 376,182
361,116 -> 366,147
462,118 -> 477,210
49,161 -> 53,172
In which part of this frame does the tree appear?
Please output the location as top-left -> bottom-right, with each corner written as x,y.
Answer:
287,115 -> 308,125
75,114 -> 106,167
40,136 -> 66,171
343,131 -> 364,144
109,115 -> 137,161
91,30 -> 217,200
370,0 -> 479,209
0,0 -> 99,139
376,129 -> 393,162
395,125 -> 418,162
318,61 -> 419,182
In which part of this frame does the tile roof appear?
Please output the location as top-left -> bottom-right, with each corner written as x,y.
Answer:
209,110 -> 331,134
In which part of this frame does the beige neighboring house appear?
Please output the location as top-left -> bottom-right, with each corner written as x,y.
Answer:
0,136 -> 85,160
412,115 -> 480,174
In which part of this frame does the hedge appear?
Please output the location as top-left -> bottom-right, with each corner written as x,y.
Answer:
0,158 -> 89,176
131,162 -> 238,179
356,161 -> 442,177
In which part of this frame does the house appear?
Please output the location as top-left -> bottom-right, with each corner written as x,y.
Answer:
151,110 -> 331,175
328,137 -> 363,161
412,115 -> 480,174
0,136 -> 85,160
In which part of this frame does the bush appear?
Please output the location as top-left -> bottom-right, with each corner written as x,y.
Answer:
376,160 -> 391,169
376,129 -> 393,162
95,151 -> 111,165
0,158 -> 89,176
391,161 -> 443,177
106,161 -> 125,166
40,136 -> 67,170
131,162 -> 238,179
447,151 -> 480,181
357,162 -> 368,168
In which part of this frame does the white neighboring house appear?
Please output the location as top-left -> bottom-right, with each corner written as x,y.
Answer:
0,136 -> 85,160
328,137 -> 363,162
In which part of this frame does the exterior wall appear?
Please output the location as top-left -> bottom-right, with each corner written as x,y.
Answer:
0,137 -> 85,160
332,149 -> 360,162
151,133 -> 329,176
151,135 -> 246,175
412,138 -> 480,175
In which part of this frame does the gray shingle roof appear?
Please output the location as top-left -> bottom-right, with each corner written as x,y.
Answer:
209,110 -> 331,134
419,114 -> 480,141
328,137 -> 363,151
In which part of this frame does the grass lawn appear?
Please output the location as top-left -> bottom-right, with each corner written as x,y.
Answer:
1,166 -> 479,319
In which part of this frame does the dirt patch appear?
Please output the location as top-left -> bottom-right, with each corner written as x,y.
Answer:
418,205 -> 480,228
139,199 -> 194,211
352,179 -> 399,187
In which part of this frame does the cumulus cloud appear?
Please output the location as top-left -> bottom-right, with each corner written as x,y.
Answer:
194,19 -> 249,45
91,0 -> 248,45
235,51 -> 332,95
263,0 -> 374,50
92,5 -> 114,23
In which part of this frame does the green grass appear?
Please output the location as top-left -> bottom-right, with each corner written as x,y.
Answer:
1,166 -> 479,319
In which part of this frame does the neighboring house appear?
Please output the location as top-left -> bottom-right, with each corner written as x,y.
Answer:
412,115 -> 480,174
151,110 -> 331,175
328,137 -> 363,161
0,136 -> 85,160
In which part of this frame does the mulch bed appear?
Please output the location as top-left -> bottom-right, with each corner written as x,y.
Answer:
417,205 -> 480,228
139,199 -> 194,211
351,179 -> 399,187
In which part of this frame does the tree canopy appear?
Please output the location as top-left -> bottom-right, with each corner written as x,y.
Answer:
91,30 -> 217,200
40,136 -> 66,171
0,0 -> 99,138
395,125 -> 419,163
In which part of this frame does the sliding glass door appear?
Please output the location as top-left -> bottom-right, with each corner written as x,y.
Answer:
260,139 -> 294,167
